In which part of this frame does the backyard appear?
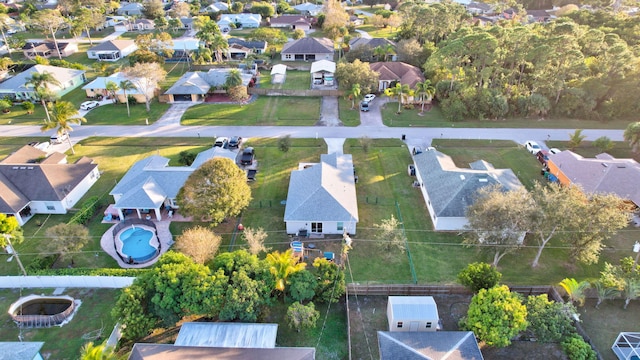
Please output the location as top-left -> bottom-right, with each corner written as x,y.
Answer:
260,70 -> 312,90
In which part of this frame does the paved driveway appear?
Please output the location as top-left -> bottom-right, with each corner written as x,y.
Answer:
359,99 -> 384,127
317,96 -> 342,126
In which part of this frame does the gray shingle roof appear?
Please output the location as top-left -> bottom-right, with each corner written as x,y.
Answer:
228,38 -> 267,50
175,323 -> 278,348
378,331 -> 484,360
88,40 -> 135,52
281,37 -> 334,55
165,69 -> 253,95
284,153 -> 358,222
0,342 -> 45,360
413,149 -> 522,218
349,37 -> 396,50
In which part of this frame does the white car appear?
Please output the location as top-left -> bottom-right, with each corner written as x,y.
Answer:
80,101 -> 100,110
524,141 -> 541,154
363,94 -> 376,102
549,148 -> 561,154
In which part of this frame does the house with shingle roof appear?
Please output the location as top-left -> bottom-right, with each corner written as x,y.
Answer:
87,40 -> 137,61
284,153 -> 358,235
547,151 -> 640,207
0,145 -> 100,225
270,15 -> 312,30
164,69 -> 254,102
116,2 -> 144,16
109,147 -> 237,221
218,13 -> 262,31
82,72 -> 150,103
227,38 -> 268,60
0,64 -> 86,101
22,41 -> 78,59
281,37 -> 334,62
294,2 -> 322,16
378,331 -> 484,359
412,147 -> 523,230
369,62 -> 424,92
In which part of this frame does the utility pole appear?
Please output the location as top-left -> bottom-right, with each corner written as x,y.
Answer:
4,234 -> 26,276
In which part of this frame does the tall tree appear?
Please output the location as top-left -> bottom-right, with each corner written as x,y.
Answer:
347,83 -> 361,109
335,59 -> 379,95
175,226 -> 222,264
30,9 -> 68,60
26,71 -> 61,122
624,121 -> 640,153
72,8 -> 103,45
44,223 -> 90,266
143,0 -> 164,19
286,302 -> 320,332
266,249 -> 306,297
414,79 -> 435,114
79,341 -> 116,360
40,101 -> 86,154
122,62 -> 166,113
384,83 -> 412,113
119,79 -> 136,117
176,158 -> 252,225
242,227 -> 270,255
464,185 -> 531,267
322,0 -> 349,40
374,215 -> 406,253
0,14 -> 14,57
105,81 -> 119,104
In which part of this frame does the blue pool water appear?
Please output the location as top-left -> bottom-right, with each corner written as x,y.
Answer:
119,227 -> 158,263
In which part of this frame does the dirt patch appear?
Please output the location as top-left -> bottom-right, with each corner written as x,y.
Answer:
348,294 -> 567,360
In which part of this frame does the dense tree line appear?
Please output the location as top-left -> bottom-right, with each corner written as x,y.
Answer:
112,250 -> 345,341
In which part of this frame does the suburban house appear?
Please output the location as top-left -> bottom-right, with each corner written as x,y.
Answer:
378,331 -> 484,360
116,2 -> 144,16
0,64 -> 86,101
284,153 -> 359,235
87,40 -> 137,62
164,68 -> 254,102
226,38 -> 267,60
169,39 -> 202,60
114,19 -> 155,32
22,41 -> 78,59
269,15 -> 312,30
0,342 -> 46,360
109,147 -> 237,221
128,323 -> 315,359
294,2 -> 323,16
466,1 -> 494,15
310,59 -> 335,86
370,62 -> 424,92
349,15 -> 364,26
0,145 -> 100,225
412,147 -> 523,231
201,1 -> 229,12
82,72 -> 150,103
387,296 -> 440,332
218,14 -> 262,32
105,15 -> 128,27
349,37 -> 397,60
281,37 -> 334,62
547,151 -> 640,207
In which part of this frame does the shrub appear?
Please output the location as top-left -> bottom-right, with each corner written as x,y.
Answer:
561,334 -> 597,360
26,255 -> 58,272
68,196 -> 101,225
178,151 -> 196,166
525,294 -> 575,343
457,262 -> 502,293
278,135 -> 291,152
22,101 -> 35,114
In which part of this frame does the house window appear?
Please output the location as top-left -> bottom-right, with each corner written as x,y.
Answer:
285,54 -> 292,59
337,222 -> 344,231
46,205 -> 55,210
426,322 -> 432,328
397,322 -> 403,328
311,222 -> 322,233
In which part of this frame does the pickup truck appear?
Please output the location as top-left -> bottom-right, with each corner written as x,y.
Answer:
241,147 -> 255,165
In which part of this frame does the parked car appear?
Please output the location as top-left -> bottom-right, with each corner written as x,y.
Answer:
80,101 -> 100,110
525,141 -> 541,154
359,101 -> 370,112
536,150 -> 550,165
50,132 -> 69,144
549,148 -> 561,154
214,137 -> 229,148
229,136 -> 242,148
364,94 -> 375,102
241,147 -> 255,165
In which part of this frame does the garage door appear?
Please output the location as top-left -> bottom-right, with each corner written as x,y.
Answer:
173,94 -> 192,101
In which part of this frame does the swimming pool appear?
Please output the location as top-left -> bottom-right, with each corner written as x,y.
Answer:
116,225 -> 159,264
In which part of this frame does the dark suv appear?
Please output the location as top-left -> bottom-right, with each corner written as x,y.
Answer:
241,147 -> 255,165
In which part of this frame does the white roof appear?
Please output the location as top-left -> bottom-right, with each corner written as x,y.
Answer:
82,72 -> 144,95
175,323 -> 278,348
388,296 -> 440,321
310,60 -> 336,74
171,39 -> 202,51
218,14 -> 262,24
271,64 -> 287,76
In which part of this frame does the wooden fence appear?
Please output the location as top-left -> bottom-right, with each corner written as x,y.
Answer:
248,88 -> 344,97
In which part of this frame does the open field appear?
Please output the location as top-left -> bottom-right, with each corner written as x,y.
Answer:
181,96 -> 321,126
381,102 -> 632,130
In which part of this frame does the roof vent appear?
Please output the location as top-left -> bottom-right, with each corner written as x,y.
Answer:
27,167 -> 33,170
617,165 -> 626,168
479,178 -> 488,182
11,166 -> 18,169
460,175 -> 466,181
601,163 -> 608,167
19,167 -> 26,170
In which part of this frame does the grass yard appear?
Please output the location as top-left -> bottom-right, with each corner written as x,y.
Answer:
381,102 -> 631,129
84,100 -> 171,125
338,97 -> 360,126
0,288 -> 120,360
356,25 -> 399,39
278,71 -> 311,90
181,96 -> 321,126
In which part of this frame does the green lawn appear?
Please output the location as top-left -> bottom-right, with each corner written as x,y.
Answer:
356,25 -> 399,39
338,97 -> 361,126
381,102 -> 632,129
181,97 -> 321,126
258,70 -> 311,90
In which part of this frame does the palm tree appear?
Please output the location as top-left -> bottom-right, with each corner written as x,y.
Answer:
225,69 -> 243,89
266,249 -> 306,298
384,83 -> 412,114
119,80 -> 136,117
105,81 -> 119,105
26,71 -> 61,122
347,83 -> 361,109
80,341 -> 116,360
211,34 -> 228,63
40,101 -> 86,154
623,278 -> 640,309
414,79 -> 435,114
558,278 -> 590,307
383,43 -> 395,61
591,280 -> 620,309
568,129 -> 586,150
373,46 -> 386,62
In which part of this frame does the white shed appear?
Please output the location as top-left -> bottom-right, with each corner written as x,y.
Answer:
271,64 -> 287,84
387,296 -> 440,332
310,59 -> 335,86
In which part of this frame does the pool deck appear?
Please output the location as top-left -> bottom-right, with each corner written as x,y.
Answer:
100,220 -> 174,269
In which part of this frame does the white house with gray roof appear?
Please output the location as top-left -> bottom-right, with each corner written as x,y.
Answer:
412,147 -> 523,231
87,40 -> 137,61
164,69 -> 254,102
109,147 -> 237,221
284,153 -> 358,235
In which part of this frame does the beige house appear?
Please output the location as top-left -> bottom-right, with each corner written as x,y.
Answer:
82,72 -> 150,103
22,41 -> 78,59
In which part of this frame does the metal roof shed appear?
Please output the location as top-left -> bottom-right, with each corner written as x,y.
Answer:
387,296 -> 440,332
175,322 -> 278,348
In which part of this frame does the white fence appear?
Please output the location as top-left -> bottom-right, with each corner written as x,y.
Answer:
0,276 -> 135,288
